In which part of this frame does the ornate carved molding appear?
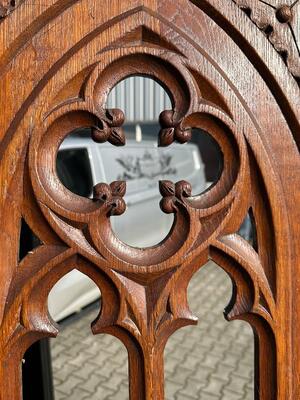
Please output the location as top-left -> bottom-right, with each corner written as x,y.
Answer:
234,0 -> 300,79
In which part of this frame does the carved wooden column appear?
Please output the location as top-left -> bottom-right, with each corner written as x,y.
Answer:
0,1 -> 299,399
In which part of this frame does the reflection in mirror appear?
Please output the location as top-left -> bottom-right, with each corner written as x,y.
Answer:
56,77 -> 224,247
56,148 -> 93,198
238,209 -> 257,249
19,219 -> 41,261
107,75 -> 172,124
164,262 -> 254,399
191,129 -> 254,243
48,273 -> 129,399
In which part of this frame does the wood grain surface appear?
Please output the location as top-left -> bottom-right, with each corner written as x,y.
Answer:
0,1 -> 299,399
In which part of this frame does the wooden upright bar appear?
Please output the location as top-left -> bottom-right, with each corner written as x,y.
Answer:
0,0 -> 299,398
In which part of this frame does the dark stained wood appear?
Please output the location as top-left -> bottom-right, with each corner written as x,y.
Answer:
0,1 -> 299,399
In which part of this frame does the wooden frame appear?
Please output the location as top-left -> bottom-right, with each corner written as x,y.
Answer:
0,1 -> 299,399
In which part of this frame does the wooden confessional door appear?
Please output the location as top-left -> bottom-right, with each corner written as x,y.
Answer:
0,0 -> 299,399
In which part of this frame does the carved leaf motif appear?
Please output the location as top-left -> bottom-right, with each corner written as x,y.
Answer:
175,180 -> 192,198
159,110 -> 192,146
159,180 -> 175,197
93,183 -> 112,202
159,180 -> 193,213
160,197 -> 177,214
91,108 -> 126,146
109,127 -> 126,146
91,124 -> 111,143
92,181 -> 126,215
106,108 -> 125,127
174,126 -> 192,144
110,197 -> 126,216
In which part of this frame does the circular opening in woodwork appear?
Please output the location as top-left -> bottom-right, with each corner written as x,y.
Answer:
106,76 -> 175,246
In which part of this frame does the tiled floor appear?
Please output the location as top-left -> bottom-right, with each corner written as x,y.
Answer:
51,262 -> 254,399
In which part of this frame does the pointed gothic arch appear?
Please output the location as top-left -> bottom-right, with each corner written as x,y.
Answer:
0,1 -> 299,398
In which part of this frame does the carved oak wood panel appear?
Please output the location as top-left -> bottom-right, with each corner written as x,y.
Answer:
0,1 -> 299,399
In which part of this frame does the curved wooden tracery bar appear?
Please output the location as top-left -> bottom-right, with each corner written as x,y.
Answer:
0,1 -> 299,399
